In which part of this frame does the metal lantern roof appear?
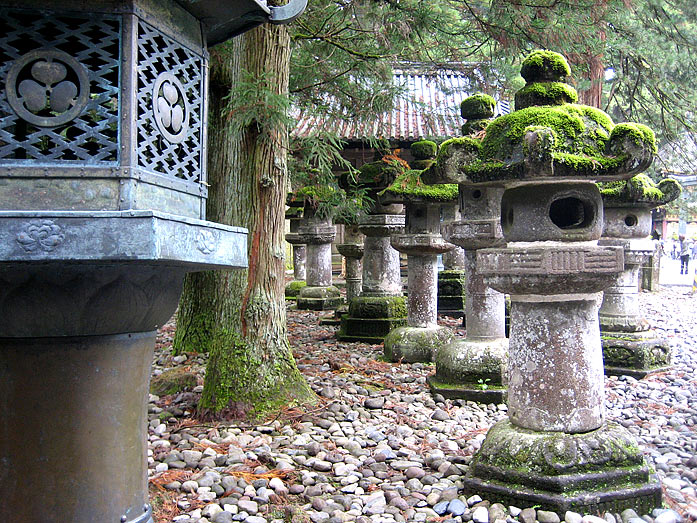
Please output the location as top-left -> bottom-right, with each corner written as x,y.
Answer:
175,0 -> 308,45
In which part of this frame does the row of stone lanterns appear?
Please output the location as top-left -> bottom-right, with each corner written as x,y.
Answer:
284,50 -> 679,515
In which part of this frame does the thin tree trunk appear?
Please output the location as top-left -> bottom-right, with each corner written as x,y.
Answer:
197,26 -> 315,417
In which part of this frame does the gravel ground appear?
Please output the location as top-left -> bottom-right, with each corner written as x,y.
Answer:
146,286 -> 696,523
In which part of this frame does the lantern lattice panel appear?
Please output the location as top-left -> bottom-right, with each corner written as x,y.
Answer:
0,9 -> 120,165
136,20 -> 204,185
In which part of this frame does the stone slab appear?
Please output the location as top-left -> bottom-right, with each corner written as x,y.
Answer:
0,210 -> 247,270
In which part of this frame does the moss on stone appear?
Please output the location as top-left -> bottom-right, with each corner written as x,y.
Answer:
481,104 -> 613,161
411,140 -> 438,160
436,136 -> 482,163
285,280 -> 306,298
599,173 -> 682,206
515,81 -> 579,110
609,123 -> 658,155
348,295 -> 407,319
285,206 -> 303,218
384,169 -> 458,202
357,160 -> 404,187
295,184 -> 335,203
520,50 -> 571,82
150,368 -> 198,396
461,93 -> 496,120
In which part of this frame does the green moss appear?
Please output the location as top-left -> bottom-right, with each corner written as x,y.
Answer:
461,93 -> 496,119
436,136 -> 481,163
520,50 -> 571,82
285,206 -> 303,218
383,169 -> 458,201
150,368 -> 198,396
348,295 -> 407,319
480,104 -> 613,162
599,173 -> 682,205
410,140 -> 438,160
199,328 -> 316,420
357,160 -> 404,187
295,184 -> 335,203
609,123 -> 658,155
514,81 -> 578,110
285,280 -> 306,299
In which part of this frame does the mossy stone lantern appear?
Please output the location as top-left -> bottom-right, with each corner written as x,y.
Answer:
337,158 -> 407,343
0,1 -> 305,522
598,174 -> 681,376
425,50 -> 661,514
426,93 -> 509,403
382,162 -> 456,363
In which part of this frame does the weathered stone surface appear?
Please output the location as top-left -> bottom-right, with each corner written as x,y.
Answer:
384,325 -> 453,363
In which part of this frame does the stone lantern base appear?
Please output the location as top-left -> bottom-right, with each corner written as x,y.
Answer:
337,295 -> 407,344
602,331 -> 672,378
428,338 -> 508,403
296,285 -> 342,311
384,325 -> 453,363
285,280 -> 307,300
462,420 -> 662,515
437,269 -> 467,317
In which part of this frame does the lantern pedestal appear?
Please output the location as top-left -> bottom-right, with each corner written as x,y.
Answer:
0,211 -> 247,522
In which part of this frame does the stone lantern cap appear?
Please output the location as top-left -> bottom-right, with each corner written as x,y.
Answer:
424,51 -> 657,187
381,169 -> 458,204
599,173 -> 681,209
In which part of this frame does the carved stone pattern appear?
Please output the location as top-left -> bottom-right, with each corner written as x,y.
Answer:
16,220 -> 65,252
0,10 -> 120,164
136,20 -> 203,184
480,249 -> 621,274
195,230 -> 218,255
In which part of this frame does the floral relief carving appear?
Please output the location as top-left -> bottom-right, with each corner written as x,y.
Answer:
16,220 -> 66,252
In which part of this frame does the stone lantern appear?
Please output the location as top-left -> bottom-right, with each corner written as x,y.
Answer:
425,50 -> 661,513
598,174 -> 681,376
382,161 -> 456,362
285,202 -> 307,300
295,190 -> 342,311
0,1 -> 304,522
425,94 -> 508,403
337,158 -> 407,343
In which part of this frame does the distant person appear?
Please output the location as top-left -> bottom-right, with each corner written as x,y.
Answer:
679,235 -> 690,274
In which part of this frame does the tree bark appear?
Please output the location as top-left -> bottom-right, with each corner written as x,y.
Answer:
175,26 -> 315,417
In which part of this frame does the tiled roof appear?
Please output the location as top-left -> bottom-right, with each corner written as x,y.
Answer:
293,66 -> 510,141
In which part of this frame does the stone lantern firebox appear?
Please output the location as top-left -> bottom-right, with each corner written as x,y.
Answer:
426,51 -> 662,514
0,1 -> 304,522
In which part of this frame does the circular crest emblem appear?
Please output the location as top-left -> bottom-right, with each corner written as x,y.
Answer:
152,72 -> 190,144
6,49 -> 90,127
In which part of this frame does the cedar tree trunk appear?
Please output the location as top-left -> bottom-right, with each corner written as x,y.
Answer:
176,26 -> 315,417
